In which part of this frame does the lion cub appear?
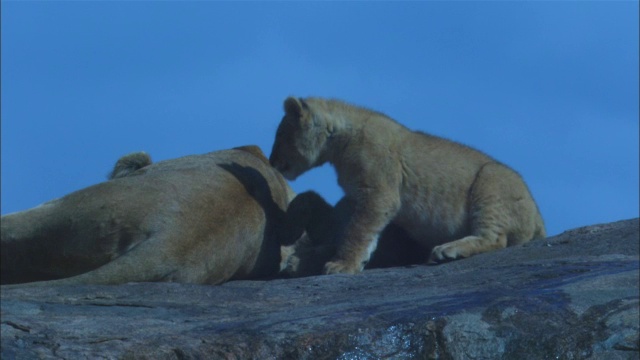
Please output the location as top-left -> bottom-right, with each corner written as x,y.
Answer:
269,97 -> 546,274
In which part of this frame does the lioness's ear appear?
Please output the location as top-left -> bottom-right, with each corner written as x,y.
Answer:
284,96 -> 303,117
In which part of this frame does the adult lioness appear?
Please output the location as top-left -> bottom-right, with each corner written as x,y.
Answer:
269,97 -> 546,274
1,145 -> 294,286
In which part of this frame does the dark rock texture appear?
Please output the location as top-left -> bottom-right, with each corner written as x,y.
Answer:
2,218 -> 638,359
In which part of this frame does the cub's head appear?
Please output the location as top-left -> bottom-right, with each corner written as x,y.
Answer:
269,97 -> 329,180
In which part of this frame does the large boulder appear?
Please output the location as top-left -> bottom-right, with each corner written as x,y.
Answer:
1,218 -> 638,359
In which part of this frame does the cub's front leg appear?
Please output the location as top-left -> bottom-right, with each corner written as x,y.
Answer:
323,192 -> 400,275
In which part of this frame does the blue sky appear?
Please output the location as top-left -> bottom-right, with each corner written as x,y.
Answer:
1,1 -> 638,237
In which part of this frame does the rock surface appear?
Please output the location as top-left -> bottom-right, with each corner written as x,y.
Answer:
1,218 -> 638,359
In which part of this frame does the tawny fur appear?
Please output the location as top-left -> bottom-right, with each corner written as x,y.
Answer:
1,146 -> 295,287
108,151 -> 152,179
270,97 -> 546,274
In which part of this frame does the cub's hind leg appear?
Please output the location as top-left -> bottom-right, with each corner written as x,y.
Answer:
429,233 -> 507,263
429,162 -> 542,263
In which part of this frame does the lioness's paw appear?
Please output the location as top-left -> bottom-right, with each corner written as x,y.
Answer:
428,244 -> 464,264
323,260 -> 361,275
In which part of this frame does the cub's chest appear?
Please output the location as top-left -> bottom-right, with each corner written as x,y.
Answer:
333,155 -> 402,196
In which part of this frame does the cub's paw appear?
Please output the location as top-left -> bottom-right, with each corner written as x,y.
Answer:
428,243 -> 464,264
323,260 -> 361,275
280,253 -> 300,275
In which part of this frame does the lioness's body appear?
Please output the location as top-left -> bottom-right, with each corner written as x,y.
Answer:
270,97 -> 546,274
1,146 -> 293,286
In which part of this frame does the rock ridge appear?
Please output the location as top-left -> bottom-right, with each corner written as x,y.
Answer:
1,218 -> 638,359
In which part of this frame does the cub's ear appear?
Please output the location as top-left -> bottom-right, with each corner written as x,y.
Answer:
284,96 -> 303,116
284,97 -> 312,128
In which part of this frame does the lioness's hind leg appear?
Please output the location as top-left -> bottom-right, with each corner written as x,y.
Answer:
2,233 -> 178,288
